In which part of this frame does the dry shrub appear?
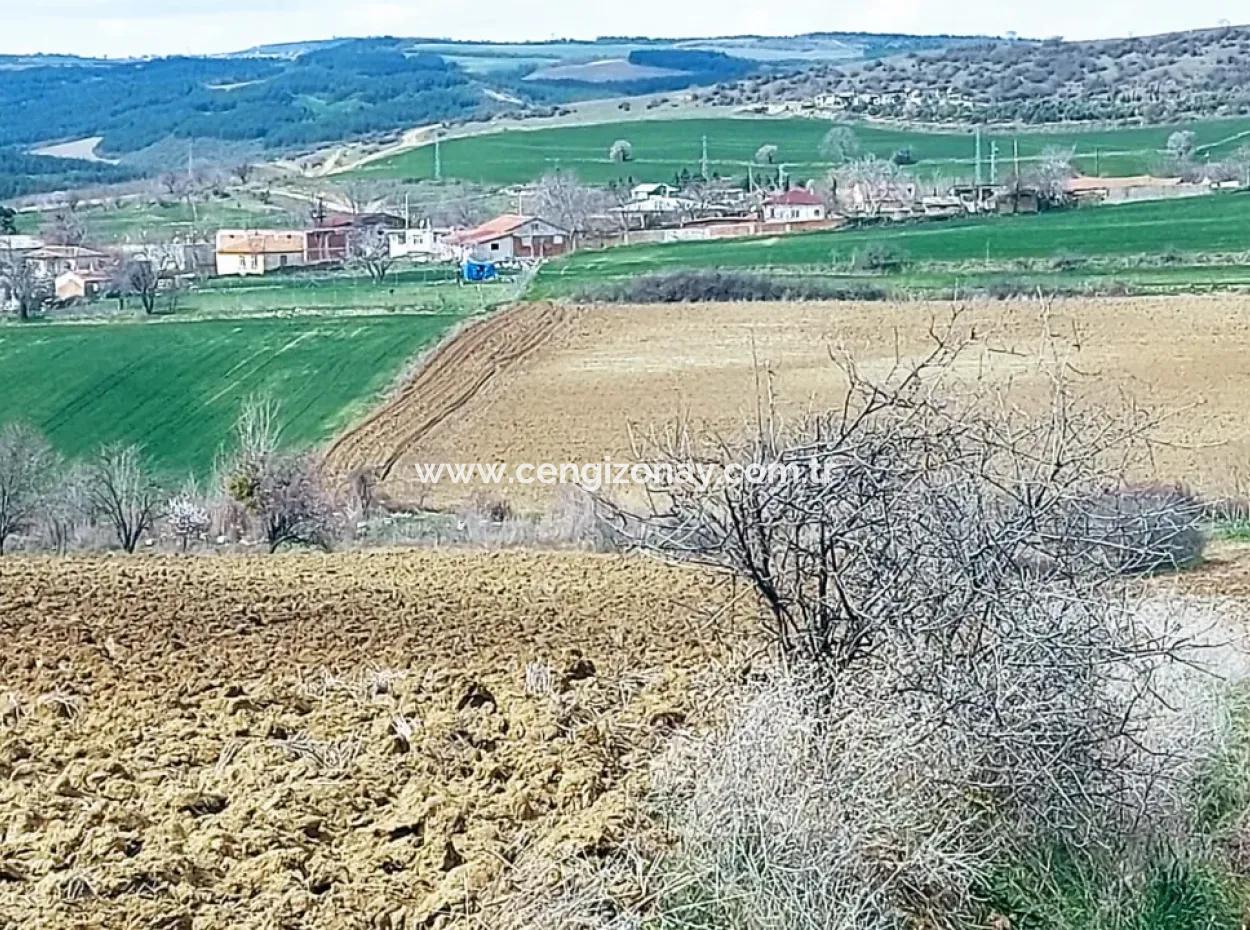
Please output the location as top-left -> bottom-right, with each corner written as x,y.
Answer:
646,599 -> 1244,930
1070,483 -> 1208,574
599,316 -> 1219,923
585,270 -> 889,303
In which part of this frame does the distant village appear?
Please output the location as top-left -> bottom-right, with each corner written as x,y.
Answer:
0,165 -> 1238,309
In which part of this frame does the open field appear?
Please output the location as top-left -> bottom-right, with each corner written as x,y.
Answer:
159,267 -> 511,318
15,195 -> 300,245
351,115 -> 1250,186
0,313 -> 470,476
330,296 -> 1250,506
533,192 -> 1250,297
0,548 -> 750,930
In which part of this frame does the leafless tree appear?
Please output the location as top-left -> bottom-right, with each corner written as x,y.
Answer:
121,251 -> 172,315
532,171 -> 610,249
754,144 -> 779,165
0,422 -> 58,554
347,226 -> 395,284
220,398 -> 339,552
1025,145 -> 1076,204
41,464 -> 89,554
86,443 -> 164,552
0,248 -> 50,321
251,452 -> 340,552
160,172 -> 187,198
605,317 -> 1207,834
829,155 -> 913,217
232,162 -> 254,185
41,204 -> 85,247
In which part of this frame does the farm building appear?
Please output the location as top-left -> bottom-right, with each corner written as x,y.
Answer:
55,269 -> 111,301
612,192 -> 700,230
0,235 -> 44,256
215,230 -> 307,276
448,215 -> 569,261
306,212 -> 407,264
25,244 -> 110,278
762,189 -> 827,223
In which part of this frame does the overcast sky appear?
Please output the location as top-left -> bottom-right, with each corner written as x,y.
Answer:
1,0 -> 1244,58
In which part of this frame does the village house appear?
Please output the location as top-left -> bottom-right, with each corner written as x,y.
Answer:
448,215 -> 570,261
386,225 -> 445,261
55,269 -> 111,301
306,212 -> 406,264
215,230 -> 307,276
762,189 -> 827,223
25,244 -> 110,278
0,234 -> 45,257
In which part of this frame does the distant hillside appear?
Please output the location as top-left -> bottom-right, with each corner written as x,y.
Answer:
0,31 -> 985,198
717,25 -> 1250,124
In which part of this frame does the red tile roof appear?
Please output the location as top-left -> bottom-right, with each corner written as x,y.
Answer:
449,214 -> 532,245
767,189 -> 824,206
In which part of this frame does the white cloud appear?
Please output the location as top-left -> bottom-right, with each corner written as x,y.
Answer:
0,0 -> 1242,57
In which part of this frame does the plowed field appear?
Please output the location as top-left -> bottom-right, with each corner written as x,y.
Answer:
0,550 -> 750,929
329,296 -> 1250,507
324,303 -> 575,492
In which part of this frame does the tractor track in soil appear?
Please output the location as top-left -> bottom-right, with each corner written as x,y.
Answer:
323,302 -> 573,481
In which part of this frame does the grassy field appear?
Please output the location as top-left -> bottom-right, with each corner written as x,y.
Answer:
0,313 -> 468,476
14,194 -> 301,244
352,115 -> 1250,186
164,266 -> 513,317
533,192 -> 1250,297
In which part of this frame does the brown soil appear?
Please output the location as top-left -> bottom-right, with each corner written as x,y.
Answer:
324,302 -> 575,494
0,550 -> 751,929
329,296 -> 1250,507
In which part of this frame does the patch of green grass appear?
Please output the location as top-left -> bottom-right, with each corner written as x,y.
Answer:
531,193 -> 1250,298
1213,522 -> 1250,543
169,267 -> 513,317
0,313 -> 466,476
989,842 -> 1243,930
353,115 -> 1250,186
76,196 -> 298,244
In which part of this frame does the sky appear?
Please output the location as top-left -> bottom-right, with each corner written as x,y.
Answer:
0,0 -> 1243,58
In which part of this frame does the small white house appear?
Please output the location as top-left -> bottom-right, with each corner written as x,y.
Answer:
762,189 -> 827,223
215,230 -> 307,277
386,226 -> 440,260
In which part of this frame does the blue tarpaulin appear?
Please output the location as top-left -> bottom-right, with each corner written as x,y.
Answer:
462,260 -> 498,282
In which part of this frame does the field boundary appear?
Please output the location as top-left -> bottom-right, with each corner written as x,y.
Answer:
323,302 -> 574,479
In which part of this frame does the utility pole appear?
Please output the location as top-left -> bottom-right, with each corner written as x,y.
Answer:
1013,138 -> 1021,185
989,141 -> 999,184
748,161 -> 755,192
974,126 -> 983,187
434,134 -> 442,181
701,135 -> 709,181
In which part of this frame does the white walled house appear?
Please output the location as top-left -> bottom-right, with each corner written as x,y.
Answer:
215,230 -> 307,276
762,189 -> 827,223
386,226 -> 440,260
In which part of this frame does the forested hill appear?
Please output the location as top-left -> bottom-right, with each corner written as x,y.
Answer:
0,40 -> 496,156
0,32 -> 979,171
721,25 -> 1250,124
